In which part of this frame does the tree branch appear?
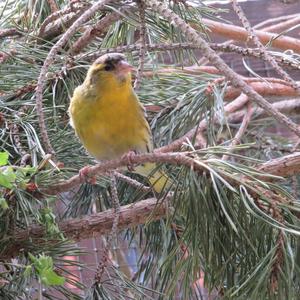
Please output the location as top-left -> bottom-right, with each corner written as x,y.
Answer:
2,197 -> 169,259
202,18 -> 300,54
259,152 -> 300,177
261,15 -> 300,33
81,42 -> 300,70
0,28 -> 21,39
70,10 -> 125,55
222,101 -> 253,160
145,0 -> 300,137
231,0 -> 300,91
228,98 -> 300,123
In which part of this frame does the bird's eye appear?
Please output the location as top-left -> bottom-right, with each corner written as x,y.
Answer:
104,64 -> 114,71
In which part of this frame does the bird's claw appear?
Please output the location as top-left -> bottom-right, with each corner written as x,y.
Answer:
122,151 -> 136,172
79,166 -> 97,185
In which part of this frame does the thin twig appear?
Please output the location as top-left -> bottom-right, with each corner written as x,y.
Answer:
144,0 -> 300,137
114,172 -> 151,192
0,28 -> 21,39
10,123 -> 31,166
94,173 -> 120,283
37,149 -> 300,197
158,93 -> 249,153
270,228 -> 285,292
134,0 -> 146,90
35,0 -> 114,155
71,10 -> 125,55
81,42 -> 300,70
228,98 -> 300,124
38,2 -> 90,39
222,101 -> 253,161
46,0 -> 59,13
231,0 -> 300,92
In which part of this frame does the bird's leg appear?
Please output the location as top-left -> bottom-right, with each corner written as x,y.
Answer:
121,150 -> 136,172
79,166 -> 97,185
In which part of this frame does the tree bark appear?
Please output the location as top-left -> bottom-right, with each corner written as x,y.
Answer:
2,197 -> 168,260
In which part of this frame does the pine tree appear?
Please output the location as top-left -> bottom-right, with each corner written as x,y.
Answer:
0,0 -> 300,299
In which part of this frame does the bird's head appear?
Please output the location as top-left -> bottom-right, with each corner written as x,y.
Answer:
85,53 -> 134,90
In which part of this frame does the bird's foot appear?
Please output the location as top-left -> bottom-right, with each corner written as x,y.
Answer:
79,166 -> 97,185
121,151 -> 136,172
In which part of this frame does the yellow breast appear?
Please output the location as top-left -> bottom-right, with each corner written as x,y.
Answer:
69,80 -> 151,161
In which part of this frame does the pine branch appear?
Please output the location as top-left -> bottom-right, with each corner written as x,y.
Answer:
259,151 -> 300,177
0,28 -> 22,39
261,15 -> 300,33
253,13 -> 300,31
133,0 -> 146,90
70,9 -> 125,55
228,98 -> 300,123
158,93 -> 249,152
231,0 -> 300,91
144,0 -> 300,137
94,174 -> 120,283
46,0 -> 58,13
2,197 -> 169,259
35,150 -> 300,199
82,42 -> 300,70
202,18 -> 300,54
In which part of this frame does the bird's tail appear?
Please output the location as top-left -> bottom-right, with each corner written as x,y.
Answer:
134,163 -> 171,193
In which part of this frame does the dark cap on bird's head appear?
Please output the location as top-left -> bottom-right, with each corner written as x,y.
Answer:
94,53 -> 125,65
93,53 -> 133,74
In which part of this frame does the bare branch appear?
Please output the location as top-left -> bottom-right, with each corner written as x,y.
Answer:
259,152 -> 300,177
261,15 -> 300,33
114,172 -> 151,192
231,0 -> 300,91
202,18 -> 300,54
134,0 -> 146,90
3,197 -> 169,259
94,174 -> 120,283
0,28 -> 21,39
71,10 -> 124,55
46,0 -> 59,13
222,101 -> 253,160
253,13 -> 300,31
81,42 -> 300,70
229,98 -> 300,123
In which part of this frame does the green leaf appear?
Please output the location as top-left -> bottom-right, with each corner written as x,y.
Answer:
24,265 -> 32,277
0,152 -> 9,166
0,166 -> 16,189
0,197 -> 8,210
29,253 -> 65,286
40,269 -> 65,286
3,167 -> 16,182
0,173 -> 13,189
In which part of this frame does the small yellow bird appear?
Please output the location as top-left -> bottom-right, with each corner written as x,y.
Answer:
69,53 -> 169,192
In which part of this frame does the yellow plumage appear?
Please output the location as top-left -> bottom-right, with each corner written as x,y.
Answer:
69,53 -> 169,192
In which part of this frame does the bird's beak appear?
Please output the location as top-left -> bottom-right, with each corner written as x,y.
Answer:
116,60 -> 135,75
